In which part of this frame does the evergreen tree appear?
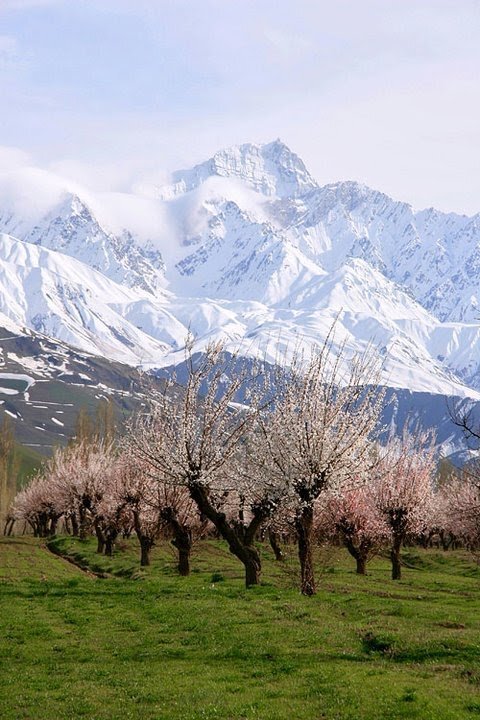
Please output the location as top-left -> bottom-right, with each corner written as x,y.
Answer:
0,415 -> 18,527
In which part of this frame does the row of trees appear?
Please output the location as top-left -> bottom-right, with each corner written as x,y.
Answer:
8,441 -> 203,575
7,336 -> 480,594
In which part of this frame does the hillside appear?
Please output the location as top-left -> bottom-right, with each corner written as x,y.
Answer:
1,536 -> 480,719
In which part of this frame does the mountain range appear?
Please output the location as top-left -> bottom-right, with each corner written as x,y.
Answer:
1,139 -> 480,456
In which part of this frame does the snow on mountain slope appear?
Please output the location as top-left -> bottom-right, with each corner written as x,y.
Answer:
284,181 -> 480,323
115,268 -> 480,399
2,139 -> 480,414
173,200 -> 325,304
1,226 -> 476,400
0,233 -> 170,364
0,169 -> 166,294
152,144 -> 480,327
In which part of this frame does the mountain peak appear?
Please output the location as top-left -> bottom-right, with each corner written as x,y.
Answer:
320,180 -> 406,208
165,140 -> 318,199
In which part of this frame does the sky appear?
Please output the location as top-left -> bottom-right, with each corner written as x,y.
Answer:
1,0 -> 480,213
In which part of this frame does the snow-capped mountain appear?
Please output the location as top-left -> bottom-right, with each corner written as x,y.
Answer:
160,139 -> 318,200
0,232 -> 171,364
0,176 -> 165,294
2,138 -> 480,432
283,181 -> 480,324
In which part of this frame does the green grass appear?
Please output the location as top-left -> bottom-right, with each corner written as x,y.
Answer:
1,537 -> 480,719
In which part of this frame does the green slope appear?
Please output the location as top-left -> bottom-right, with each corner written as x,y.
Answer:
1,538 -> 480,720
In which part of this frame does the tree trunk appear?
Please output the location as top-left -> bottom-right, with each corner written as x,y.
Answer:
94,521 -> 106,554
391,536 -> 402,580
132,508 -> 155,567
268,529 -> 284,561
356,556 -> 367,575
139,537 -> 152,566
440,531 -> 453,551
71,513 -> 79,537
104,531 -> 117,558
343,538 -> 368,575
168,513 -> 193,576
4,518 -> 14,536
39,515 -> 49,538
79,507 -> 89,541
171,534 -> 191,576
243,546 -> 262,586
188,482 -> 267,588
296,506 -> 316,596
177,545 -> 190,576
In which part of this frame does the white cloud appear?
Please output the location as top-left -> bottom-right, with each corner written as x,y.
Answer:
49,158 -> 136,194
0,164 -> 90,222
0,145 -> 31,172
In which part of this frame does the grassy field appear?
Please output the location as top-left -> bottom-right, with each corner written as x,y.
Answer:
1,537 -> 480,719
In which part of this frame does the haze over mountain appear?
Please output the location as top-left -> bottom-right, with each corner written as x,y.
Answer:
1,139 -> 480,455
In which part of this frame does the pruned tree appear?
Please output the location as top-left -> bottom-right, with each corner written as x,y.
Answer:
129,338 -> 282,587
49,440 -> 116,540
260,333 -> 385,595
374,430 -> 437,580
445,398 -> 480,550
115,452 -> 204,571
319,483 -> 389,574
10,473 -> 61,538
92,459 -> 132,556
440,465 -> 480,551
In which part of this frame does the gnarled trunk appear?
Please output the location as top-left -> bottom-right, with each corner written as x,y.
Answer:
139,536 -> 153,566
343,537 -> 368,575
356,556 -> 367,575
296,506 -> 315,596
70,513 -> 79,537
165,508 -> 193,576
440,530 -> 453,551
105,536 -> 115,557
4,518 -> 14,536
94,520 -> 106,554
268,529 -> 284,561
391,535 -> 402,580
49,517 -> 58,537
188,481 -> 267,588
132,508 -> 155,567
243,546 -> 262,586
171,533 -> 192,576
78,506 -> 89,541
